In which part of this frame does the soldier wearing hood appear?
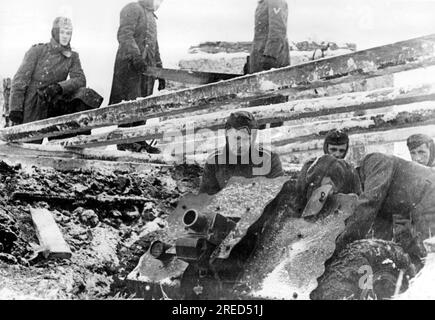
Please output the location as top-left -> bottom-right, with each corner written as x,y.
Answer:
249,0 -> 290,73
8,17 -> 102,131
323,129 -> 350,160
199,111 -> 284,195
110,0 -> 165,154
295,154 -> 362,213
407,134 -> 435,168
295,130 -> 353,211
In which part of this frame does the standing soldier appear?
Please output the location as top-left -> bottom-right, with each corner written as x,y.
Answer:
110,0 -> 165,154
406,134 -> 435,168
8,17 -> 102,135
249,0 -> 290,74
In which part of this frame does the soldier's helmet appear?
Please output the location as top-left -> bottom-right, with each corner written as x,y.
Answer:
225,111 -> 259,134
323,129 -> 350,157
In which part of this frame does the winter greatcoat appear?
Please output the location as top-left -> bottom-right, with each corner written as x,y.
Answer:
9,39 -> 86,124
109,0 -> 162,105
336,153 -> 435,259
249,0 -> 290,73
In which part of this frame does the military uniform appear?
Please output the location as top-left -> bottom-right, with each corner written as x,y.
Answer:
199,146 -> 284,195
336,153 -> 435,259
9,39 -> 86,124
109,0 -> 162,104
250,0 -> 290,73
295,155 -> 362,213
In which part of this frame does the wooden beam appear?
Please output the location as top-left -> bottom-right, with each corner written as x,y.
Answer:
0,142 -> 179,165
30,208 -> 72,260
2,34 -> 435,142
143,67 -> 240,85
50,84 -> 435,149
0,154 -> 165,174
275,123 -> 435,156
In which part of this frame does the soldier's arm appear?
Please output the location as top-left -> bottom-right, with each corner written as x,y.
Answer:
199,162 -> 221,196
264,0 -> 288,59
336,154 -> 395,250
117,4 -> 142,60
155,41 -> 163,68
9,45 -> 43,113
59,52 -> 86,95
295,159 -> 315,213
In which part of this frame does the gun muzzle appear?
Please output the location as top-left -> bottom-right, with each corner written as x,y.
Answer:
183,209 -> 209,233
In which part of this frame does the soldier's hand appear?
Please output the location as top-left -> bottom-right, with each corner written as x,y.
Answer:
262,55 -> 277,71
158,78 -> 166,91
9,110 -> 23,126
132,56 -> 147,73
44,83 -> 63,99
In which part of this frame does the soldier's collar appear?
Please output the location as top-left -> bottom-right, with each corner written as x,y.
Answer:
50,38 -> 72,58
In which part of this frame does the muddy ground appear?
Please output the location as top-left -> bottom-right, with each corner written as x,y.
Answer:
0,160 -> 202,299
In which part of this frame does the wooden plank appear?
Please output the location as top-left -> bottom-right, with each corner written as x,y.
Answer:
160,75 -> 395,122
0,142 -> 179,165
144,67 -> 240,85
158,100 -> 435,157
2,34 -> 435,142
30,208 -> 72,260
50,84 -> 435,149
275,123 -> 435,156
0,154 -> 164,174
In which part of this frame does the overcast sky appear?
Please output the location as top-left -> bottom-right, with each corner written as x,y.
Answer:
1,0 -> 435,103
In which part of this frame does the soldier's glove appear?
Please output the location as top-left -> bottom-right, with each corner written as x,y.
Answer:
262,55 -> 277,71
8,110 -> 23,126
132,56 -> 147,73
158,78 -> 166,91
43,84 -> 63,100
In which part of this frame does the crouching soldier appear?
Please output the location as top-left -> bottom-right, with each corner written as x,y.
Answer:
199,111 -> 284,195
295,154 -> 361,213
336,153 -> 435,264
8,17 -> 103,139
295,130 -> 354,211
407,134 -> 435,168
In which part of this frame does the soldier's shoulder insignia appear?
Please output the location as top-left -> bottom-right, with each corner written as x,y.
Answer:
32,43 -> 45,48
273,8 -> 282,14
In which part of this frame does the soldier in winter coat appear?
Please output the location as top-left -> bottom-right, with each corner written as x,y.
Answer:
249,0 -> 290,73
9,17 -> 102,129
110,0 -> 165,153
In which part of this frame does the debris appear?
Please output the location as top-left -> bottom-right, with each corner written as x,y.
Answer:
30,208 -> 72,260
79,210 -> 99,228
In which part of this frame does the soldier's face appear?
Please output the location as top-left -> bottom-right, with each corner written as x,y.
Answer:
59,27 -> 72,46
410,143 -> 431,166
327,144 -> 347,159
226,128 -> 254,156
154,0 -> 164,10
